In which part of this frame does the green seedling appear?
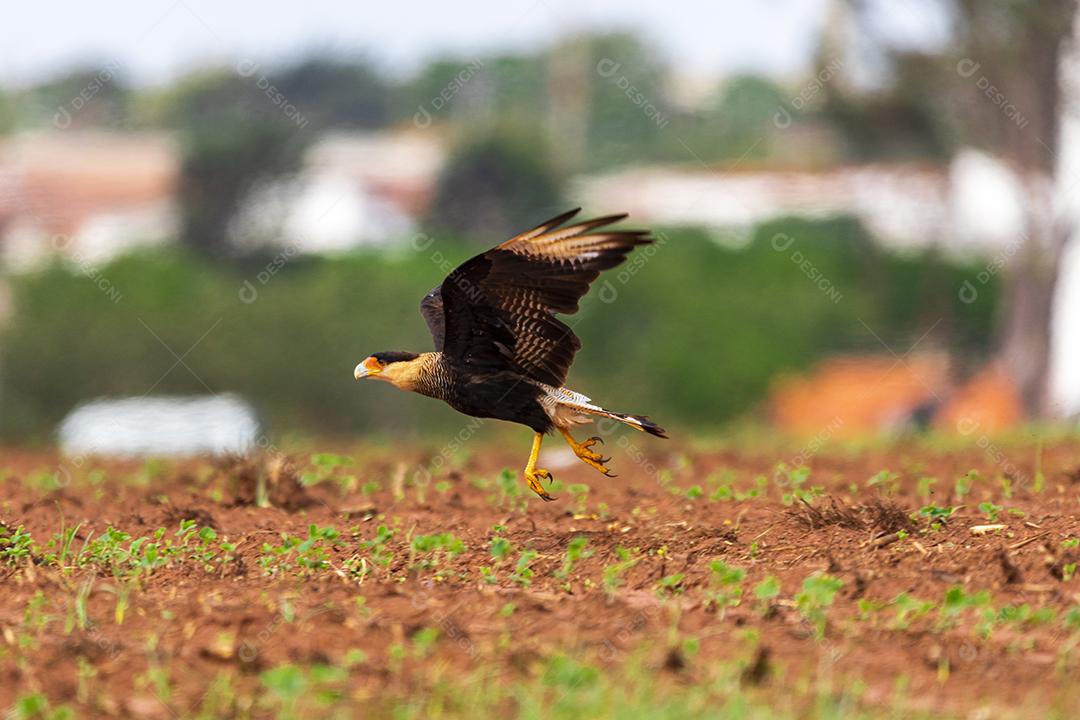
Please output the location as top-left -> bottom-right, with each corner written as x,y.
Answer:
796,573 -> 843,639
918,504 -> 956,531
511,549 -> 538,587
556,536 -> 592,580
936,586 -> 991,631
655,572 -> 685,597
916,476 -> 937,503
602,547 -> 640,598
490,535 -> 514,563
753,575 -> 781,614
361,524 -> 394,570
409,533 -> 465,575
302,453 -> 357,495
867,469 -> 900,496
567,484 -> 591,515
954,470 -> 979,500
889,593 -> 934,630
705,560 -> 745,616
0,524 -> 34,566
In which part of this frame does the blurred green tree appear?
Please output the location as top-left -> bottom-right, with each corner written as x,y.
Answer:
579,33 -> 672,170
163,71 -> 311,257
24,65 -> 130,130
0,89 -> 14,134
818,52 -> 955,161
426,127 -> 564,242
274,56 -> 391,129
713,75 -> 788,149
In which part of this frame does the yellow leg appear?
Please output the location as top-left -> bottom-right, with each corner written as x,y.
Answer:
524,432 -> 555,501
559,428 -> 615,477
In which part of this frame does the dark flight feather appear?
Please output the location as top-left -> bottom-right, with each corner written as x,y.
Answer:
419,209 -> 652,387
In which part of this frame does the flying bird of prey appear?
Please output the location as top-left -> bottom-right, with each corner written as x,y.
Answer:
353,209 -> 667,501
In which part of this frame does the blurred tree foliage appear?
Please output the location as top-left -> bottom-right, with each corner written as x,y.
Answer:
18,66 -> 131,130
0,90 -> 14,134
0,218 -> 999,442
668,75 -> 789,165
161,71 -> 311,257
577,33 -> 673,170
274,56 -> 391,130
395,54 -> 545,128
819,53 -> 956,161
426,127 -> 564,242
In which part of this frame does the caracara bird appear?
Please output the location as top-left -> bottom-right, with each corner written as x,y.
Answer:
353,209 -> 667,500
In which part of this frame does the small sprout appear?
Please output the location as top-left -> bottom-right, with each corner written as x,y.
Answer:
411,627 -> 439,658
705,560 -> 746,616
511,550 -> 538,587
343,649 -> 367,668
978,502 -> 1003,522
602,548 -> 640,598
556,536 -> 592,579
918,505 -> 956,531
655,572 -> 685,597
955,470 -> 979,500
796,573 -> 843,639
490,536 -> 513,561
916,476 -> 937,502
857,597 -> 887,622
889,595 -> 933,626
867,469 -> 900,496
567,484 -> 591,514
753,576 -> 781,612
936,586 -> 991,631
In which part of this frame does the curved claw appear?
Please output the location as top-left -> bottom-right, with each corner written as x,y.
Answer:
589,436 -> 604,445
598,456 -> 611,464
525,467 -> 558,501
604,470 -> 618,478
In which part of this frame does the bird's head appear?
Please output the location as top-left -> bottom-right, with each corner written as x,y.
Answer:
354,351 -> 424,391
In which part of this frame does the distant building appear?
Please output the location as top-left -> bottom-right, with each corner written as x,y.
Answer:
232,131 -> 444,250
0,129 -> 446,267
0,131 -> 177,271
573,150 -> 1024,256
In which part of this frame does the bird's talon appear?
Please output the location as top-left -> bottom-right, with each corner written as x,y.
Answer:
525,467 -> 557,500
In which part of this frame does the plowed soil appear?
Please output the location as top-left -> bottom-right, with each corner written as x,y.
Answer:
2,434 -> 1080,718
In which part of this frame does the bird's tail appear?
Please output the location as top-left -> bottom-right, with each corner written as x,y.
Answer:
549,387 -> 668,438
588,408 -> 669,438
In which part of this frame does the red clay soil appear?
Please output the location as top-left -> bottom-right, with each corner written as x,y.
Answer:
2,436 -> 1080,717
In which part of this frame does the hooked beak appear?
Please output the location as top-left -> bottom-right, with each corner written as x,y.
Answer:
354,356 -> 382,380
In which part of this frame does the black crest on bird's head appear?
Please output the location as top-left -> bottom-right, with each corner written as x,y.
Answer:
372,351 -> 419,365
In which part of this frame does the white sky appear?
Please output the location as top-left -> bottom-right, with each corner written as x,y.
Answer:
1,0 -> 837,87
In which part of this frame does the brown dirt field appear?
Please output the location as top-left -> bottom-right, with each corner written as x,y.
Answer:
2,434 -> 1080,718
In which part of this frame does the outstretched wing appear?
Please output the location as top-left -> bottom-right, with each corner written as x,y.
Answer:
419,208 -> 652,386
